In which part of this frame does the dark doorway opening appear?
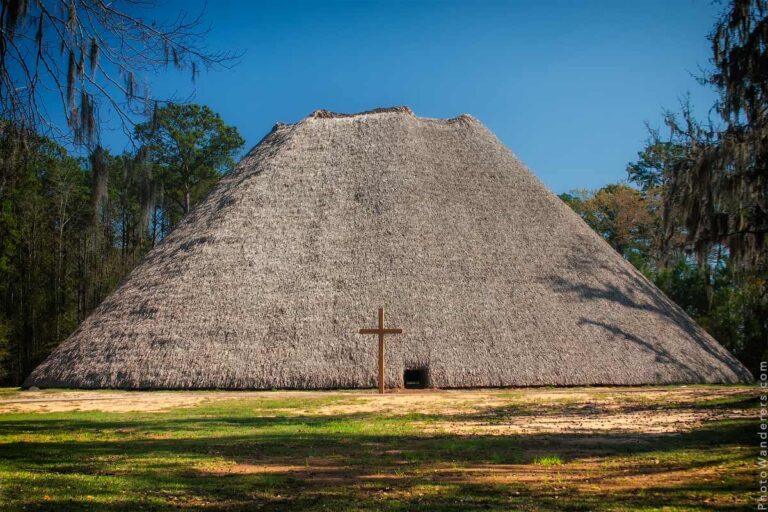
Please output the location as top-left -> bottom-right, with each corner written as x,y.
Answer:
404,368 -> 428,389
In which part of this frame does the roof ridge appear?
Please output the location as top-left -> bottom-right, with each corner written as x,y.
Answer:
309,106 -> 414,119
300,106 -> 478,126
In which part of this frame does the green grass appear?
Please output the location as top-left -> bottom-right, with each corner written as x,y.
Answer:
0,387 -> 757,511
533,455 -> 563,466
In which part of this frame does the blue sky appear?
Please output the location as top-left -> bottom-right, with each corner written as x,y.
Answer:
98,0 -> 722,193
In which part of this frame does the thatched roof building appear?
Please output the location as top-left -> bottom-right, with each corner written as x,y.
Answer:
26,107 -> 751,389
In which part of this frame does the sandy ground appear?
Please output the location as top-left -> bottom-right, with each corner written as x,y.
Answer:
0,390 -> 315,413
0,386 -> 755,438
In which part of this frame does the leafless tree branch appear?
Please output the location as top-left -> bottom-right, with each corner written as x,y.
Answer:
0,0 -> 241,148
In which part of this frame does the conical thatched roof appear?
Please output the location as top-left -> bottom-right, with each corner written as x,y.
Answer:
26,107 -> 751,389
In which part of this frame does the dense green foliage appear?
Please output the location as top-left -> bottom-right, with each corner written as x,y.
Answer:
136,104 -> 244,223
0,135 -> 89,383
0,105 -> 243,385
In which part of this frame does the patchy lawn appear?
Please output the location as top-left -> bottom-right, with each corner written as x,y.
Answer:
0,386 -> 757,511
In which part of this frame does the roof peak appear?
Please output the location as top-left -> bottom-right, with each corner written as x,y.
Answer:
309,106 -> 415,119
295,106 -> 478,127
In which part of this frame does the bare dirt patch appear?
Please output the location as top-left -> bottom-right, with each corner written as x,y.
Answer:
424,406 -> 751,436
0,389 -> 355,413
0,391 -> 210,413
298,387 -> 756,437
0,386 -> 756,427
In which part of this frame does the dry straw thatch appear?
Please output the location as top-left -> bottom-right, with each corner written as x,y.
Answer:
26,107 -> 752,389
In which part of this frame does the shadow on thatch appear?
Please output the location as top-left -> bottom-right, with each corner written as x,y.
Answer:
542,235 -> 752,383
577,318 -> 702,381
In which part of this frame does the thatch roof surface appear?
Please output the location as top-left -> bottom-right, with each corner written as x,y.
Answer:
26,107 -> 752,389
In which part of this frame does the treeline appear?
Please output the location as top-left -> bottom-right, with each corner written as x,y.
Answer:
558,0 -> 768,375
0,105 -> 244,385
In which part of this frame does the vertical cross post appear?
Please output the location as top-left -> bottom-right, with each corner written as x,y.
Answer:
359,307 -> 403,394
378,308 -> 386,394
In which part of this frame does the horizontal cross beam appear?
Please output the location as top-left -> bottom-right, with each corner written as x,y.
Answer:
359,328 -> 403,334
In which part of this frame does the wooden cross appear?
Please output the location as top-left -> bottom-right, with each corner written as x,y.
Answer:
359,308 -> 403,394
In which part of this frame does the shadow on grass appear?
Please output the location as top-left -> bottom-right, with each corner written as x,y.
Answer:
0,404 -> 755,512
